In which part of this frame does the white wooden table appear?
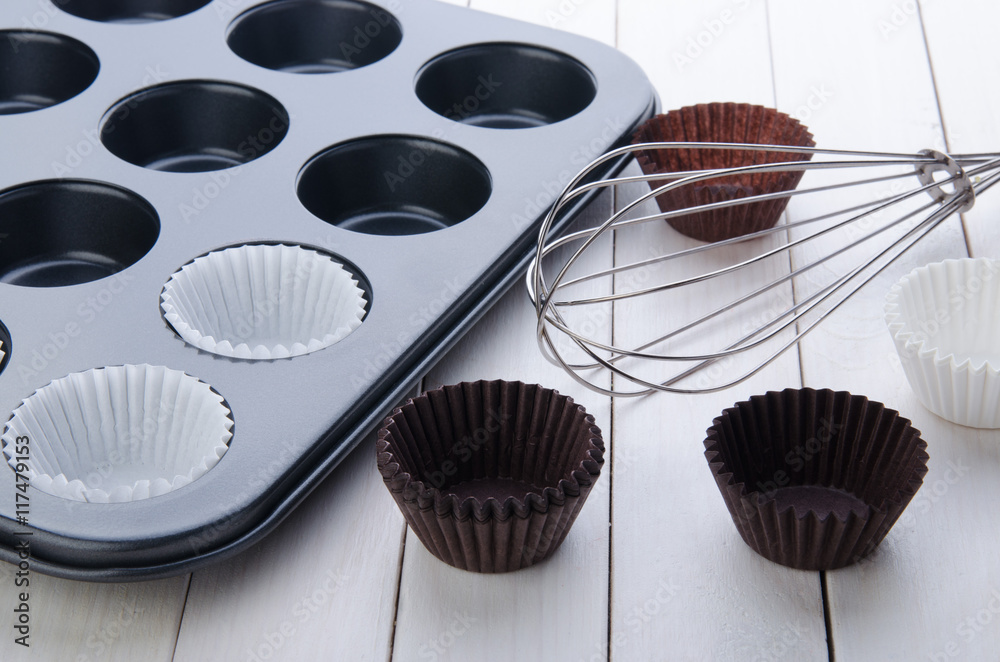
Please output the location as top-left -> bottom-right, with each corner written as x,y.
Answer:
5,1 -> 1000,660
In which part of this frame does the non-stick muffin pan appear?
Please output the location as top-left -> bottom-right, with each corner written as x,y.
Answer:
0,0 -> 656,579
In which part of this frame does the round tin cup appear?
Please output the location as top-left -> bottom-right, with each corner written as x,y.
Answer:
415,43 -> 597,129
101,80 -> 289,173
55,0 -> 213,23
0,30 -> 99,115
227,0 -> 402,74
0,180 -> 159,288
297,135 -> 491,236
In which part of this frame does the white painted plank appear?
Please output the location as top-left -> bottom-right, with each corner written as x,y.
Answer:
918,0 -> 1000,258
390,3 -> 616,660
618,0 -> 777,109
610,2 -> 829,660
172,431 -> 406,662
469,0 -> 616,45
769,1 -> 1000,660
610,172 -> 827,661
0,569 -> 187,662
390,200 -> 614,661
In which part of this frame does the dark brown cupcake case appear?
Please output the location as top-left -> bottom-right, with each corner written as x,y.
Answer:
704,388 -> 928,570
631,102 -> 815,243
376,380 -> 605,573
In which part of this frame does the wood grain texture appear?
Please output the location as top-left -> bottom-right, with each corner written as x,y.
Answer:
618,0 -> 778,109
609,173 -> 828,662
609,2 -> 828,660
172,430 -> 407,662
919,0 -> 1000,259
0,571 -> 188,662
769,1 -> 1000,660
469,0 -> 616,45
390,180 -> 614,662
7,3 -> 1000,662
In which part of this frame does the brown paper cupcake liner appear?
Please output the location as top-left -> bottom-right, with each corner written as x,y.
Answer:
376,380 -> 604,573
704,388 -> 927,570
632,102 -> 815,243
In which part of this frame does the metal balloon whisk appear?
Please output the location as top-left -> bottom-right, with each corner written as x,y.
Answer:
528,142 -> 1000,396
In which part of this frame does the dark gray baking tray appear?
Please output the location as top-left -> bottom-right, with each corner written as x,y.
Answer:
0,0 -> 656,580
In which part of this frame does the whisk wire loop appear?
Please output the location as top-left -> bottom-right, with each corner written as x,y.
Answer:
529,143 -> 998,396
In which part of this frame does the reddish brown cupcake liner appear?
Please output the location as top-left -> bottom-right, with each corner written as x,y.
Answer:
377,380 -> 604,573
631,102 -> 815,243
704,388 -> 928,570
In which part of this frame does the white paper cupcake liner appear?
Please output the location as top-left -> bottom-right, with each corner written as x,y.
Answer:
161,244 -> 367,360
1,364 -> 233,502
885,258 -> 1000,429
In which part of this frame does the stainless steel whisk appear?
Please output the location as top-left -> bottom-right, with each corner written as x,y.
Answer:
527,142 -> 1000,396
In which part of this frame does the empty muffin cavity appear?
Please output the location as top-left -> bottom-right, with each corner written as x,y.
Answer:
415,43 -> 596,128
0,30 -> 99,114
297,135 -> 491,235
227,0 -> 402,73
101,81 -> 289,173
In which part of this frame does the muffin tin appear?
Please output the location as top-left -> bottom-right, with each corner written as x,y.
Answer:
0,0 -> 656,579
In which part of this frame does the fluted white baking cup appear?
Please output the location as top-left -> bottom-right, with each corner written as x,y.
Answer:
161,244 -> 366,360
1,364 -> 233,502
885,257 -> 1000,429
